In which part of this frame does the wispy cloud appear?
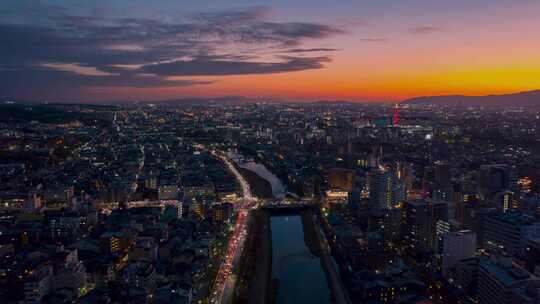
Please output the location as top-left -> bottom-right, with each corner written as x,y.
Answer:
0,4 -> 344,99
139,56 -> 331,76
282,48 -> 340,53
408,26 -> 441,35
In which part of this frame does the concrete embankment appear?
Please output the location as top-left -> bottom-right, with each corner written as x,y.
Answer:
247,210 -> 272,304
237,207 -> 350,304
301,210 -> 351,304
234,210 -> 272,304
237,167 -> 274,199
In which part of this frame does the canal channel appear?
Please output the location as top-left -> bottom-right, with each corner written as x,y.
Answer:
229,151 -> 340,304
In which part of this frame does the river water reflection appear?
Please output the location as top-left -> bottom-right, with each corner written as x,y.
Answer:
228,151 -> 332,303
271,216 -> 332,304
227,151 -> 286,199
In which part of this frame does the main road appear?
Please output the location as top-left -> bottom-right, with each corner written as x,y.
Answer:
209,150 -> 257,304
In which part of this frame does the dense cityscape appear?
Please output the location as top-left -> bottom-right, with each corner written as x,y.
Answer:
3,0 -> 540,303
1,101 -> 540,303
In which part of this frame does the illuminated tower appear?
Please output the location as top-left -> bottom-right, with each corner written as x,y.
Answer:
392,103 -> 400,126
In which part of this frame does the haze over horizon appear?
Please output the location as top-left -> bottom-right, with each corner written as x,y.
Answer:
2,0 -> 540,103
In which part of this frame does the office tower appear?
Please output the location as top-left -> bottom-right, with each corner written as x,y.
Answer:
494,190 -> 514,213
433,161 -> 452,201
369,167 -> 393,209
422,166 -> 435,196
402,199 -> 448,253
369,166 -> 405,209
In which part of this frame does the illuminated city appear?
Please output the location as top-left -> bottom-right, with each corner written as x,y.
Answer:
2,1 -> 540,304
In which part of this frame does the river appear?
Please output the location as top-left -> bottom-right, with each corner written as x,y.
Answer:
227,151 -> 286,199
271,215 -> 332,304
228,150 -> 335,303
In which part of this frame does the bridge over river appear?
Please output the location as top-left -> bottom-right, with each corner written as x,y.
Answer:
210,149 -> 349,304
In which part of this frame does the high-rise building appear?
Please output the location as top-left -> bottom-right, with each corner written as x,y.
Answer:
369,165 -> 405,209
493,190 -> 514,213
483,212 -> 540,257
433,161 -> 452,201
402,199 -> 448,253
422,166 -> 435,195
435,219 -> 453,261
441,230 -> 477,277
478,255 -> 540,304
455,191 -> 480,228
479,164 -> 519,200
396,162 -> 414,194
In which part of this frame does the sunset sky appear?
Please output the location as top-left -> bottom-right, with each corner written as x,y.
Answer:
2,0 -> 540,102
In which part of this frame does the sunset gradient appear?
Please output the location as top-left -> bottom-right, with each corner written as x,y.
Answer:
2,0 -> 540,102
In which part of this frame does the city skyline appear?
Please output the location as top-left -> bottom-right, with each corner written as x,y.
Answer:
2,0 -> 540,102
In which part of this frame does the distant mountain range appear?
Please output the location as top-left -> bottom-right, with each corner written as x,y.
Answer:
4,89 -> 540,107
146,98 -> 363,106
401,90 -> 540,106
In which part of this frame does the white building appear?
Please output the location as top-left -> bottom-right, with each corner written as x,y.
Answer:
441,230 -> 477,277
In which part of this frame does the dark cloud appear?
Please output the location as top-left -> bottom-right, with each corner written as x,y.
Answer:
139,56 -> 330,76
191,6 -> 271,26
283,48 -> 340,53
0,65 -> 212,95
408,26 -> 441,35
242,22 -> 344,46
0,5 -> 343,98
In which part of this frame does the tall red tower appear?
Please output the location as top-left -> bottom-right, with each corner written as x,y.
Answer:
392,103 -> 400,126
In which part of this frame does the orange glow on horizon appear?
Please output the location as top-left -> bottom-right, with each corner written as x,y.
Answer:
87,62 -> 540,103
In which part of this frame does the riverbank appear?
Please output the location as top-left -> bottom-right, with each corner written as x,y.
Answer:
227,151 -> 347,303
303,210 -> 351,304
270,213 -> 331,303
234,209 -> 272,304
237,167 -> 274,199
238,207 -> 350,304
228,150 -> 286,199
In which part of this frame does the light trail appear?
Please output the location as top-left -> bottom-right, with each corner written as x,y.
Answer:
216,153 -> 255,202
209,150 -> 256,304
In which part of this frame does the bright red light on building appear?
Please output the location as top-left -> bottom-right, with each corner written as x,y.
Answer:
393,104 -> 400,126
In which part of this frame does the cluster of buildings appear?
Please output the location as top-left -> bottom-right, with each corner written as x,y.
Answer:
0,105 -> 239,303
203,102 -> 540,303
3,101 -> 540,303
